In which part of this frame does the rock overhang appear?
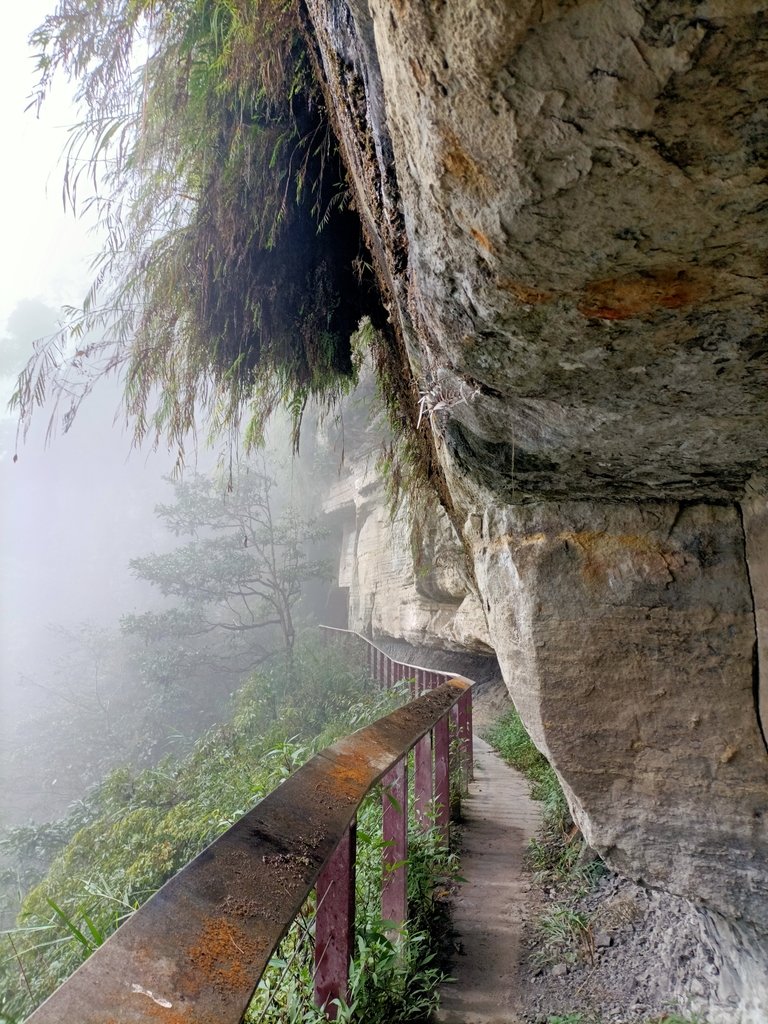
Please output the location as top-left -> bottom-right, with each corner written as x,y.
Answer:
304,2 -> 768,1017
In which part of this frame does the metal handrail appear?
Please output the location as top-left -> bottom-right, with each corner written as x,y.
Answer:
26,632 -> 474,1024
318,626 -> 474,785
319,624 -> 475,688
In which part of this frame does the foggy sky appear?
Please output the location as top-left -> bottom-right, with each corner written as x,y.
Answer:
0,297 -> 340,827
0,1 -> 98,330
0,298 -> 195,825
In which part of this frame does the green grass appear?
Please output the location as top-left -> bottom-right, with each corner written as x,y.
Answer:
535,906 -> 594,968
484,708 -> 565,812
485,708 -> 551,784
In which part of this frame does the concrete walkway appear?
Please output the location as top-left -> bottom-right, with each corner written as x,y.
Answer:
435,736 -> 542,1024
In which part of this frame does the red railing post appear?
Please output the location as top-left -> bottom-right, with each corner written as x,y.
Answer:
314,824 -> 356,1018
381,758 -> 408,927
458,688 -> 473,784
414,732 -> 432,833
468,687 -> 474,778
406,666 -> 416,699
449,704 -> 461,814
433,714 -> 450,842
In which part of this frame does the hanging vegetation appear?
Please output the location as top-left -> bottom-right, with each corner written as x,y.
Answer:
13,0 -> 378,462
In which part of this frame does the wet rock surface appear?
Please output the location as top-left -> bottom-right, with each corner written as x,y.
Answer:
309,0 -> 768,502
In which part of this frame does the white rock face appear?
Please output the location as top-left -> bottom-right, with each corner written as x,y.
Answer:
325,465 -> 492,652
306,2 -> 768,1018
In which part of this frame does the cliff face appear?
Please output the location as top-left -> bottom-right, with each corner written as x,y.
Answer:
305,3 -> 768,1020
323,465 -> 492,651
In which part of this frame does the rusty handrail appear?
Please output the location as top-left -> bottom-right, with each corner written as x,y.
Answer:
319,626 -> 475,787
318,624 -> 475,688
25,674 -> 471,1023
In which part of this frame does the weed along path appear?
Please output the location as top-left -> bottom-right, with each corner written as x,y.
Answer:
436,736 -> 542,1024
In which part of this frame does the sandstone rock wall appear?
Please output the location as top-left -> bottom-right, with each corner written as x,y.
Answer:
306,3 -> 768,1019
323,465 -> 492,651
470,501 -> 766,923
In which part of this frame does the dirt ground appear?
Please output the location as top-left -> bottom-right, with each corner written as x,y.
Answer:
436,728 -> 715,1024
516,869 -> 717,1023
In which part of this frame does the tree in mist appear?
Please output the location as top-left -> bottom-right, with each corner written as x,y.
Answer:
122,469 -> 328,677
0,300 -> 58,377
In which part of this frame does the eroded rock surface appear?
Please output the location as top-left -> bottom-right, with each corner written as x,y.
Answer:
305,3 -> 768,1019
470,501 -> 766,926
323,464 -> 492,651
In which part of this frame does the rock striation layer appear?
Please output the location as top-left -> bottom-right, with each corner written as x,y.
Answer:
305,3 -> 768,1020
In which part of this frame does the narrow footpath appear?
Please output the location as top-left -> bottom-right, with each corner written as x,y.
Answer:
436,736 -> 542,1024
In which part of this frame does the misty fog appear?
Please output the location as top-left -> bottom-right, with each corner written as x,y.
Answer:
0,294 -> 365,837
0,2 -> 381,1005
1,299 -> 191,825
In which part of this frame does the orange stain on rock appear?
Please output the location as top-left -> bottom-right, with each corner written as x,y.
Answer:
496,277 -> 553,305
470,227 -> 494,252
578,269 -> 707,320
558,531 -> 681,588
440,128 -> 486,189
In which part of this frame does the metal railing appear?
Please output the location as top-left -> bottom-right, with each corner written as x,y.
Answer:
26,629 -> 474,1023
318,625 -> 475,800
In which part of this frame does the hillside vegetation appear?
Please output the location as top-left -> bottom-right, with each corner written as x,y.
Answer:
1,643 -> 455,1022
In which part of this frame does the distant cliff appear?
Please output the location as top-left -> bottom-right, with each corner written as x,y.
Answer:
323,460 -> 491,651
306,4 -> 768,1022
